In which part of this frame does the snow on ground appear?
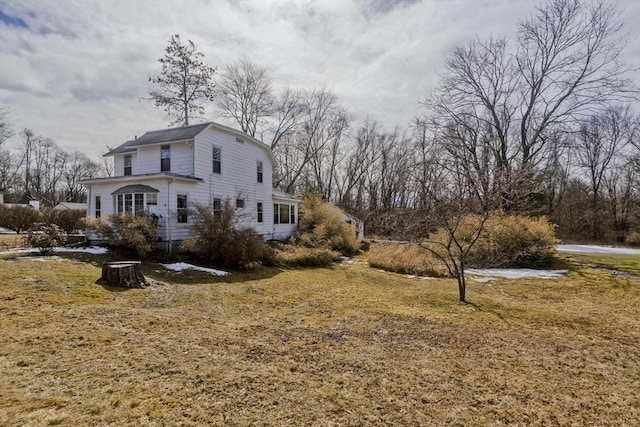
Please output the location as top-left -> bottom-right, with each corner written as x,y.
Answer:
556,245 -> 640,255
0,246 -> 109,255
55,246 -> 109,254
161,262 -> 229,276
467,269 -> 568,280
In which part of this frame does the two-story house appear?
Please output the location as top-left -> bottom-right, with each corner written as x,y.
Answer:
81,121 -> 299,249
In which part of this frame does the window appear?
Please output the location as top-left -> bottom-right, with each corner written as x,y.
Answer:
257,161 -> 263,183
213,198 -> 221,217
134,194 -> 144,215
235,137 -> 244,144
212,146 -> 221,174
95,196 -> 101,218
124,155 -> 132,176
274,203 -> 293,224
177,194 -> 188,223
236,198 -> 245,209
161,145 -> 171,172
124,194 -> 133,213
116,193 -> 154,214
257,202 -> 263,223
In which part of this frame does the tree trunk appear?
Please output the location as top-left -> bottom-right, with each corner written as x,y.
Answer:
458,275 -> 466,302
100,261 -> 148,288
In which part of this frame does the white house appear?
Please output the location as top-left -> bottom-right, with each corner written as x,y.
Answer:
81,121 -> 299,249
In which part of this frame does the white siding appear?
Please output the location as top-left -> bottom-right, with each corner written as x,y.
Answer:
136,142 -> 194,176
192,128 -> 275,238
89,125 -> 297,245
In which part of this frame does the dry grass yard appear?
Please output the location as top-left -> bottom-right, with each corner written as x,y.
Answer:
1,252 -> 639,426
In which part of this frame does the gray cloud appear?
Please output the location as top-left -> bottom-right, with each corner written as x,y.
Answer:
0,0 -> 638,160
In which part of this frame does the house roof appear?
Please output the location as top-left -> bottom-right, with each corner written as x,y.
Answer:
53,202 -> 87,211
104,122 -> 211,156
103,122 -> 276,165
111,184 -> 160,195
272,188 -> 300,202
80,172 -> 203,185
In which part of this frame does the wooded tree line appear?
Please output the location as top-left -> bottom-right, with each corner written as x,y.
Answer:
1,0 -> 638,244
155,0 -> 637,244
0,109 -> 108,206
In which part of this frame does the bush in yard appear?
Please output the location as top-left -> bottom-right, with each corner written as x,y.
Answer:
41,208 -> 86,236
85,213 -> 159,257
180,201 -> 264,269
0,204 -> 41,234
467,212 -> 558,268
368,242 -> 445,277
273,245 -> 341,267
26,223 -> 66,255
369,212 -> 558,277
292,194 -> 359,256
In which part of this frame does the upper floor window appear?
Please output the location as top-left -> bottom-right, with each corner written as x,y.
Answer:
124,155 -> 132,176
161,145 -> 171,172
212,146 -> 221,174
177,194 -> 188,223
257,161 -> 263,183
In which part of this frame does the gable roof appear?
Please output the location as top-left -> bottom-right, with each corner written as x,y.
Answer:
104,122 -> 211,156
272,188 -> 300,202
103,122 -> 274,164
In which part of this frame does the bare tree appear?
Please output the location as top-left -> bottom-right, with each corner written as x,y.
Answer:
149,34 -> 216,126
576,106 -> 635,240
0,108 -> 14,147
273,88 -> 349,194
425,0 -> 637,213
62,151 -> 101,202
215,59 -> 274,137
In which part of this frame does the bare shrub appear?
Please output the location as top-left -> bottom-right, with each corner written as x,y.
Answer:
273,245 -> 341,267
293,194 -> 359,256
368,243 -> 444,277
468,213 -> 558,268
0,205 -> 41,234
180,201 -> 264,269
41,208 -> 85,236
26,223 -> 65,255
85,214 -> 158,257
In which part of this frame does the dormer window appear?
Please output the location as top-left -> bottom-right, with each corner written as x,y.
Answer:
161,145 -> 171,172
124,155 -> 132,176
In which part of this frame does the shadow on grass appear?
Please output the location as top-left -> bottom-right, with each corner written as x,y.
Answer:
56,250 -> 284,285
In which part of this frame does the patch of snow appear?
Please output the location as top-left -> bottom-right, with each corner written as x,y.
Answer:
0,248 -> 33,255
55,246 -> 109,254
467,268 -> 568,279
160,262 -> 229,276
555,244 -> 640,255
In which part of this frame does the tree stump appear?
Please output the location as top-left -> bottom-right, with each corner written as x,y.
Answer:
101,261 -> 149,288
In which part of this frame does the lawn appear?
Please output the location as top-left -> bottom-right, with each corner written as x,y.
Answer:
1,253 -> 639,426
561,252 -> 640,276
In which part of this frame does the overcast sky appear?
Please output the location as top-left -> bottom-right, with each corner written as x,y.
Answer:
1,0 -> 639,160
